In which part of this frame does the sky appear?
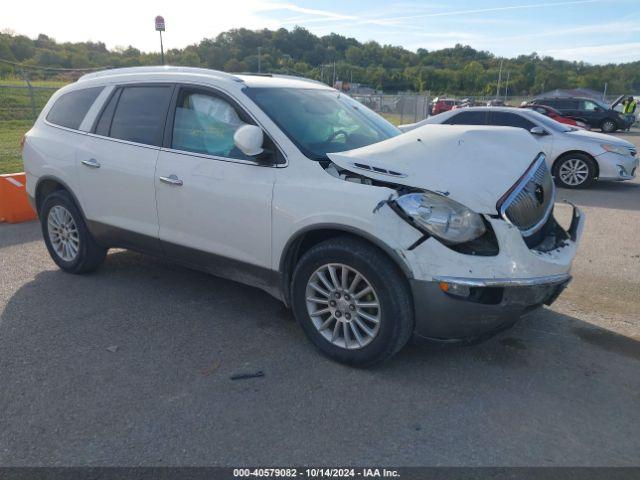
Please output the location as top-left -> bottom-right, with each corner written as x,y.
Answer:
2,0 -> 640,64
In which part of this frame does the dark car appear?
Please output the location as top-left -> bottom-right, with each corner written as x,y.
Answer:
532,97 -> 628,133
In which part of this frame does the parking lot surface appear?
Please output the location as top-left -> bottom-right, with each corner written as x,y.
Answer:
1,132 -> 639,466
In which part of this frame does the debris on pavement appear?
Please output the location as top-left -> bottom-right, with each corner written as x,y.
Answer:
106,345 -> 119,353
230,370 -> 265,381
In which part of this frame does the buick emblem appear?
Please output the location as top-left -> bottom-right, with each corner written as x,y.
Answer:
534,184 -> 544,205
525,180 -> 545,206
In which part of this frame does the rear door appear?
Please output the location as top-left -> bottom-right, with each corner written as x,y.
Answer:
559,99 -> 581,119
76,84 -> 174,248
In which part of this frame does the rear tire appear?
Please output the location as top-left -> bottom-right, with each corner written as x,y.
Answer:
601,118 -> 617,133
553,154 -> 596,189
291,236 -> 414,366
40,190 -> 107,273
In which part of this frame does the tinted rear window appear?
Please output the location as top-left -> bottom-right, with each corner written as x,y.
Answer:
540,99 -> 577,110
108,86 -> 173,146
46,87 -> 103,129
445,110 -> 488,125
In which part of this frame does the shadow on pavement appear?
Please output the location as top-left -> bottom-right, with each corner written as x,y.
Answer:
0,250 -> 639,466
558,180 -> 640,212
0,220 -> 42,249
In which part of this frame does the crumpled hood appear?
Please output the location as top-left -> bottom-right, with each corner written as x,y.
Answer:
327,124 -> 543,214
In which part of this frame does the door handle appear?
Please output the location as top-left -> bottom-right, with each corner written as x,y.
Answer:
81,158 -> 100,168
159,174 -> 183,186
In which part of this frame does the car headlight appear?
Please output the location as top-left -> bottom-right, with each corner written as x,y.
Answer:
601,143 -> 629,156
394,192 -> 486,244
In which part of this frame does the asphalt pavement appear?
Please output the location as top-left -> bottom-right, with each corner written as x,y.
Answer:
0,131 -> 638,467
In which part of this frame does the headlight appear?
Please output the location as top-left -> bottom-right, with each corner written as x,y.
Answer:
601,143 -> 629,156
394,192 -> 486,244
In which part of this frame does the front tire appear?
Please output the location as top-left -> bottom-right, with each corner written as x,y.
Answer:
553,154 -> 596,189
601,118 -> 617,133
40,190 -> 107,273
291,236 -> 413,366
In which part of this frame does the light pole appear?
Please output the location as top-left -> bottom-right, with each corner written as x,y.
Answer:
155,16 -> 165,65
496,59 -> 503,99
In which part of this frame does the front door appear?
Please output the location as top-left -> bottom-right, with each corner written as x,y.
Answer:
155,86 -> 276,289
487,110 -> 555,159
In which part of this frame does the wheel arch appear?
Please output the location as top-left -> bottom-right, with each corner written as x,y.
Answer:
278,224 -> 414,306
552,150 -> 599,179
35,176 -> 86,218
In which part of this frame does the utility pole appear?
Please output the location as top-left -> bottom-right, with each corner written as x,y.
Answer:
504,71 -> 510,101
496,59 -> 503,99
257,46 -> 261,73
332,61 -> 336,87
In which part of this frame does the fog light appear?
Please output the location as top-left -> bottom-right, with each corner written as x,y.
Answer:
617,165 -> 628,177
439,282 -> 471,298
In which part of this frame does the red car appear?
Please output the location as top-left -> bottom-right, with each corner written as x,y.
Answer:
523,104 -> 588,129
431,97 -> 459,115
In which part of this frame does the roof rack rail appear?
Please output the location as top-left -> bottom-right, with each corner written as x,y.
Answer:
269,74 -> 328,87
237,72 -> 273,77
78,66 -> 243,83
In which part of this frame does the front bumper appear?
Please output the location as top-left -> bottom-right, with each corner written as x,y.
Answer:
407,204 -> 584,341
411,275 -> 570,340
596,152 -> 638,181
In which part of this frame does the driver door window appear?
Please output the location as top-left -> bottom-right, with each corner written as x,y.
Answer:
171,89 -> 250,160
488,111 -> 535,130
581,100 -> 599,111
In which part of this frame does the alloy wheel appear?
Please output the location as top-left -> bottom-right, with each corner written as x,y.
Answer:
558,158 -> 590,186
47,205 -> 80,261
602,120 -> 615,132
305,263 -> 381,350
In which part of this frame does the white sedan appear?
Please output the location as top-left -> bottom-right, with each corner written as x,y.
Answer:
401,107 -> 638,188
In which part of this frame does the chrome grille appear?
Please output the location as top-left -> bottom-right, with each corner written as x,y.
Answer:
499,154 -> 555,237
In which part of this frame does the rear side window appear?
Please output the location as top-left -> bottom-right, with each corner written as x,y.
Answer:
46,87 -> 103,130
94,89 -> 121,136
106,85 -> 173,146
445,110 -> 488,125
547,99 -> 578,110
489,111 -> 535,130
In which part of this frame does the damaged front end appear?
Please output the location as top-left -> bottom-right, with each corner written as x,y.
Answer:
322,124 -> 585,342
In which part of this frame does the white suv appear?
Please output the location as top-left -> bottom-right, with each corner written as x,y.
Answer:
23,67 -> 584,365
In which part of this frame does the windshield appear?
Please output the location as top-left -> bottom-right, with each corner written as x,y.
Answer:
244,87 -> 401,160
525,109 -> 573,133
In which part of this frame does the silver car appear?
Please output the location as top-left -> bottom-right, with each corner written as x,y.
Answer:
403,107 -> 638,188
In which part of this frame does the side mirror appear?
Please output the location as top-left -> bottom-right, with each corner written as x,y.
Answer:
530,126 -> 548,136
234,124 -> 264,157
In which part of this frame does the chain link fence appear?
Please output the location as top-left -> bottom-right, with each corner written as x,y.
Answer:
0,67 -> 75,173
351,93 -> 430,125
0,83 -> 59,122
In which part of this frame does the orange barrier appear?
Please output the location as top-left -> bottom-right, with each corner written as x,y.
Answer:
0,173 -> 37,223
